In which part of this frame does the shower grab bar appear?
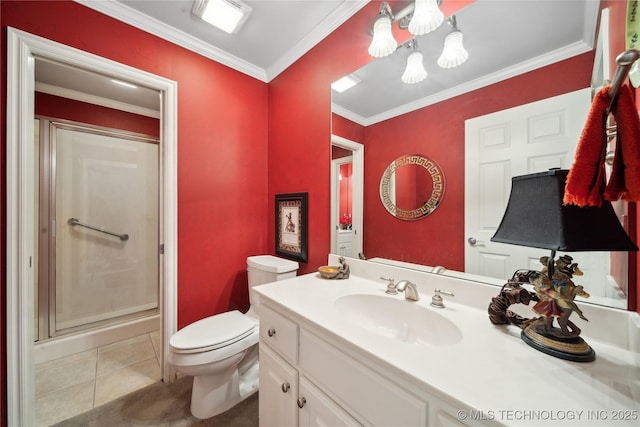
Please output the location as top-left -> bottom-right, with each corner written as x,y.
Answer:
67,218 -> 129,241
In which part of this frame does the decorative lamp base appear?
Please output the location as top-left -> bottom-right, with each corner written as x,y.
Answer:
521,324 -> 595,363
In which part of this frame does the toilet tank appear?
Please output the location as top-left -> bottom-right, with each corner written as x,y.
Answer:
247,255 -> 298,309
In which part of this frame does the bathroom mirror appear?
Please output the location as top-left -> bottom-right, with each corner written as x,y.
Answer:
330,1 -> 636,309
379,155 -> 445,221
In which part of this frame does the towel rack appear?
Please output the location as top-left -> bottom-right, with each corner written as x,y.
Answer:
67,217 -> 129,241
606,49 -> 640,113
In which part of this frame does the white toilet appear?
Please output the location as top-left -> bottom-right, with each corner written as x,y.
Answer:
168,255 -> 298,419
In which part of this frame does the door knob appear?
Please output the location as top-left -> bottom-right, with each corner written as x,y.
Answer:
267,328 -> 276,337
467,237 -> 485,246
281,382 -> 290,393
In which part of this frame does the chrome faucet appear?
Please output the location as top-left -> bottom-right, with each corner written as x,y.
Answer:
431,265 -> 446,274
395,280 -> 420,301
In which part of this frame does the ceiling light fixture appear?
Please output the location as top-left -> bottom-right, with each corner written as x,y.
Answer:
366,2 -> 469,82
331,74 -> 361,93
437,15 -> 469,68
408,0 -> 444,35
367,1 -> 397,58
401,39 -> 427,84
192,0 -> 252,34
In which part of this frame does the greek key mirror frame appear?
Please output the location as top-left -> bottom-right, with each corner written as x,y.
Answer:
379,155 -> 445,221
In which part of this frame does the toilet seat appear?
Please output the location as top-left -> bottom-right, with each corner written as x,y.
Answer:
170,310 -> 257,354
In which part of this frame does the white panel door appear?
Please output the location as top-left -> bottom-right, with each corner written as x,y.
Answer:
465,88 -> 592,281
54,126 -> 158,332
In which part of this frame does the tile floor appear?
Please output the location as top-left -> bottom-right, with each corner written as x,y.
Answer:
35,330 -> 161,427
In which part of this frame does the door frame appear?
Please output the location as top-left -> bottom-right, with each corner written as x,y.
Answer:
330,135 -> 363,258
6,27 -> 178,426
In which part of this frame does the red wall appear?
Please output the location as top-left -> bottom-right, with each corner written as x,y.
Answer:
36,92 -> 160,137
2,2 -> 269,423
332,112 -> 365,144
268,1 -> 473,274
1,1 -> 269,322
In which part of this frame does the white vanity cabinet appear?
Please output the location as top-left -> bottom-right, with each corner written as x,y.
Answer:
259,302 -> 478,427
259,304 -> 360,427
255,257 -> 640,427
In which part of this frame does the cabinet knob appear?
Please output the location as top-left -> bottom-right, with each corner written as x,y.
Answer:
281,382 -> 290,393
297,397 -> 307,408
267,328 -> 276,337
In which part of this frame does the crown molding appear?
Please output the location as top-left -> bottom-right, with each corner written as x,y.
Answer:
75,0 -> 267,81
75,0 -> 368,83
336,39 -> 595,127
266,0 -> 369,80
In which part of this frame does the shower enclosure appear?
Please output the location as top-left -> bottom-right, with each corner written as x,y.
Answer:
35,119 -> 159,343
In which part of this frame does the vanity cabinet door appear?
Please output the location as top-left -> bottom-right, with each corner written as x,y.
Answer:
300,328 -> 428,426
260,345 -> 298,427
298,377 -> 362,427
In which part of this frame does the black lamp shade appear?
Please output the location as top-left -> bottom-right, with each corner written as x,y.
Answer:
491,169 -> 638,252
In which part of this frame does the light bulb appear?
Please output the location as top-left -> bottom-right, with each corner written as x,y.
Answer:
402,51 -> 427,84
437,30 -> 468,68
368,15 -> 397,58
408,0 -> 444,35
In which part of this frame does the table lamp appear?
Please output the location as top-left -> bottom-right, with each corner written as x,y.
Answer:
491,168 -> 638,362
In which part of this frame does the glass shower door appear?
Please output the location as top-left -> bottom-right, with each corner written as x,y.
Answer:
53,124 -> 159,334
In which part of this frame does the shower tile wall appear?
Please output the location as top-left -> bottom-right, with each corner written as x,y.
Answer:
35,330 -> 161,426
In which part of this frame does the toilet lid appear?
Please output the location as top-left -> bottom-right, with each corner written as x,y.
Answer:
170,310 -> 256,353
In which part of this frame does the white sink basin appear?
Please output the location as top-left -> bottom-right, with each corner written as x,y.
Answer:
334,294 -> 462,346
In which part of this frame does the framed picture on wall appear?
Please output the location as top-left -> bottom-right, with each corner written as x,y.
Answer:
275,192 -> 308,263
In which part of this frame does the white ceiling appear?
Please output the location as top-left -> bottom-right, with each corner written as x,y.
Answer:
37,1 -> 600,124
333,0 -> 600,125
77,0 -> 368,82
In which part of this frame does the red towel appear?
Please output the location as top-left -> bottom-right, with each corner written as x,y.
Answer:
604,84 -> 640,201
563,86 -> 610,207
564,84 -> 640,206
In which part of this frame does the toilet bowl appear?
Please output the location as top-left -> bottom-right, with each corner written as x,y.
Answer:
168,255 -> 298,419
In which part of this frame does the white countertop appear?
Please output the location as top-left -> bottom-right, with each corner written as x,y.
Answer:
254,256 -> 640,427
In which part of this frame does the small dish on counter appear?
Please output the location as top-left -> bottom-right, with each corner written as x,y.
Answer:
318,265 -> 340,279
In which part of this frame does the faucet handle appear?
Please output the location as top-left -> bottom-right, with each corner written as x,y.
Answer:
431,289 -> 454,308
380,276 -> 397,295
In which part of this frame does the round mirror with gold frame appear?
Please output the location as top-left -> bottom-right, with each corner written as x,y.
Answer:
379,155 -> 445,221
